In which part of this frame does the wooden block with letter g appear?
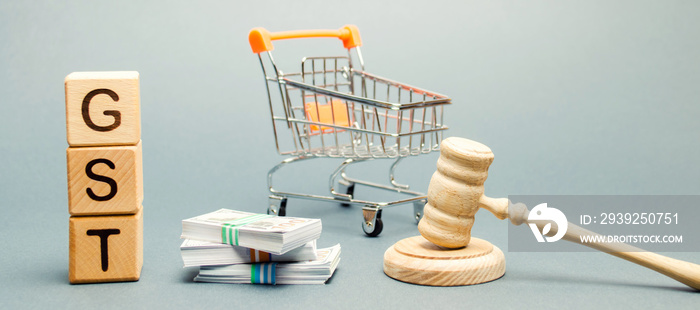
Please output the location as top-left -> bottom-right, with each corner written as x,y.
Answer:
65,71 -> 140,147
69,209 -> 143,284
67,141 -> 143,216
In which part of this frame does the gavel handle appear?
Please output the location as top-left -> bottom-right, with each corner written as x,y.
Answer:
480,196 -> 700,290
478,196 -> 510,219
560,222 -> 700,290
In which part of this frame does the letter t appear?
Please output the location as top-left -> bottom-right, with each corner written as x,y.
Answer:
86,229 -> 121,271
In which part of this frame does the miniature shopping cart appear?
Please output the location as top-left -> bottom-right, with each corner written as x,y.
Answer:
248,25 -> 451,236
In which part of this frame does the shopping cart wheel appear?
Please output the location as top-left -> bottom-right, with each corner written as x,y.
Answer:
338,179 -> 355,208
362,218 -> 383,237
362,209 -> 383,237
268,196 -> 288,216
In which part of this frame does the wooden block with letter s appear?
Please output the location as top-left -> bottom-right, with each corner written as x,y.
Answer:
67,141 -> 143,216
65,71 -> 140,147
69,209 -> 143,284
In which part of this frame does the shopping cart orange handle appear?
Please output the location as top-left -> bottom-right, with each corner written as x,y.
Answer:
249,25 -> 362,54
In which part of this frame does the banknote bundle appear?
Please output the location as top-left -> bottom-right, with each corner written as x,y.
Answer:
194,244 -> 341,285
180,239 -> 318,267
180,208 -> 339,285
181,208 -> 322,255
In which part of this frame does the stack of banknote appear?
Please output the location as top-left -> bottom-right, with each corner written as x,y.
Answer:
180,208 -> 339,285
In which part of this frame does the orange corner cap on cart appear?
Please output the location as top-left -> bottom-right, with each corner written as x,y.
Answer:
248,25 -> 362,54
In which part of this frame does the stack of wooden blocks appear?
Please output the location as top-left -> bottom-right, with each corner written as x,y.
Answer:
65,71 -> 144,284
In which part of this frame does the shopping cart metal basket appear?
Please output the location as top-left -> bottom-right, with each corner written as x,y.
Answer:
249,25 -> 451,236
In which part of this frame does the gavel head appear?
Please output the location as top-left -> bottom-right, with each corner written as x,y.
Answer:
418,137 -> 495,248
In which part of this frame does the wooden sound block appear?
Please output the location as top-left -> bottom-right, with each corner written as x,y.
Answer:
384,235 -> 505,286
67,141 -> 143,216
65,71 -> 140,147
69,209 -> 143,284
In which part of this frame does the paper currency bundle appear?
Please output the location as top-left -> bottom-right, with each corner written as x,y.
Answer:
195,245 -> 341,285
180,208 -> 339,285
181,208 -> 322,255
180,239 -> 318,267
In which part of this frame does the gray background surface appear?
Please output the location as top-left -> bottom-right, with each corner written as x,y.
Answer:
1,1 -> 699,309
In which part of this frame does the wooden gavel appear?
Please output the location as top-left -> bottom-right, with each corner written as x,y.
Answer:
417,137 -> 700,290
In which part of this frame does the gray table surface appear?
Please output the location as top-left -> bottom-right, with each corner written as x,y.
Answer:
1,1 -> 699,309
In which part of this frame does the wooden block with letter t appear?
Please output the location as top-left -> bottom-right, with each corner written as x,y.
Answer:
69,209 -> 143,284
65,71 -> 140,147
67,141 -> 143,216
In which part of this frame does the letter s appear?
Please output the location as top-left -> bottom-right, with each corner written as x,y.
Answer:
85,158 -> 118,201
